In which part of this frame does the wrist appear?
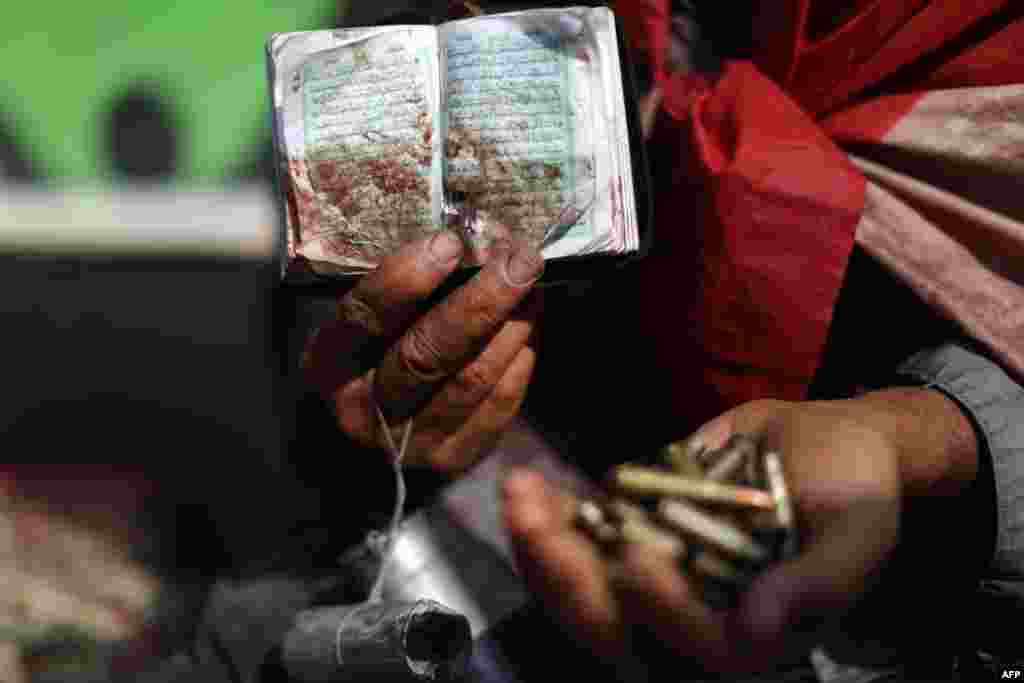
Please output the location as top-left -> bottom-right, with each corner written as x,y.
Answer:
849,387 -> 979,499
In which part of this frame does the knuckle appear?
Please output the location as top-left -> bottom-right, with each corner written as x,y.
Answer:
456,285 -> 506,332
338,290 -> 383,336
741,398 -> 789,424
454,360 -> 502,400
490,376 -> 525,414
430,439 -> 490,476
751,398 -> 788,412
398,324 -> 448,382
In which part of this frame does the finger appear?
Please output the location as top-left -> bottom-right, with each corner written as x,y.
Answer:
413,291 -> 542,439
306,232 -> 464,393
614,545 -> 734,671
333,374 -> 377,449
374,240 -> 543,423
502,468 -> 627,657
415,342 -> 538,472
736,494 -> 900,664
344,230 -> 465,338
687,409 -> 739,452
690,400 -> 787,452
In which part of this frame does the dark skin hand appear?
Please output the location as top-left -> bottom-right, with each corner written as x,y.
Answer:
307,14 -> 661,472
503,390 -> 980,675
304,232 -> 544,472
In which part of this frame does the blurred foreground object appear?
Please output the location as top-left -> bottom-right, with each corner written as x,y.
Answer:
106,89 -> 179,181
331,416 -> 618,683
0,1 -> 338,184
0,187 -> 283,681
283,600 -> 471,683
0,187 -> 276,259
337,417 -> 598,638
0,486 -> 160,650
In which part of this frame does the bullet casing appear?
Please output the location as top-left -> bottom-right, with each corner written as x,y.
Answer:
705,434 -> 758,483
576,500 -> 619,545
705,448 -> 746,483
619,518 -> 687,558
613,465 -> 775,510
607,498 -> 650,524
658,499 -> 769,564
763,452 -> 794,531
660,438 -> 706,476
744,453 -> 765,488
593,433 -> 799,610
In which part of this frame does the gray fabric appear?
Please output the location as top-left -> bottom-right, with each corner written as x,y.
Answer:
806,342 -> 1024,683
898,343 -> 1024,582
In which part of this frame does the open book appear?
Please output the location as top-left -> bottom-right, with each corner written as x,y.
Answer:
267,5 -> 648,281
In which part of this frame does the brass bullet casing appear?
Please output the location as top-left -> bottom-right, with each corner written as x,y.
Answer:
606,497 -> 650,524
705,435 -> 758,483
575,500 -> 619,545
763,452 -> 793,530
612,465 -> 775,510
660,438 -> 706,477
763,451 -> 799,558
658,499 -> 769,564
578,500 -> 605,527
588,432 -> 800,611
619,517 -> 687,559
744,449 -> 765,488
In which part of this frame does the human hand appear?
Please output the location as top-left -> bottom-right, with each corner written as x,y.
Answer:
503,391 -> 977,674
304,232 -> 543,473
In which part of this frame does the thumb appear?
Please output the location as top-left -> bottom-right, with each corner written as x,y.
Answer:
690,399 -> 789,452
735,496 -> 899,662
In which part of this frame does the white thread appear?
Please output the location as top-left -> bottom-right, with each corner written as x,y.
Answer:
368,401 -> 413,603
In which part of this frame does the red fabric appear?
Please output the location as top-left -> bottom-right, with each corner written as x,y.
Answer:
616,0 -> 1022,436
819,93 -> 926,147
756,0 -> 1009,116
822,7 -> 1024,144
642,64 -> 864,433
616,0 -> 672,82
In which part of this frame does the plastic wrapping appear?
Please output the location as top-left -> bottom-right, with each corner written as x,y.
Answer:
282,600 -> 471,683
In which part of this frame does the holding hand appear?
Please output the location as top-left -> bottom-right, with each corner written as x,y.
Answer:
503,390 -> 978,674
304,232 -> 543,472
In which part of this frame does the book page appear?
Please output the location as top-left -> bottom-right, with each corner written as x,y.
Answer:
440,11 -> 602,263
269,27 -> 442,273
570,7 -> 637,257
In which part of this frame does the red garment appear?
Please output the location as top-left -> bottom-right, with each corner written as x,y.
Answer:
618,0 -> 1024,434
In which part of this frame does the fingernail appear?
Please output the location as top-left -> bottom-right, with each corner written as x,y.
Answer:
502,242 -> 544,287
501,468 -> 533,499
427,230 -> 463,266
506,496 -> 549,537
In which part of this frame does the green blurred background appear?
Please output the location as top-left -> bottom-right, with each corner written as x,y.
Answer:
0,1 -> 347,185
